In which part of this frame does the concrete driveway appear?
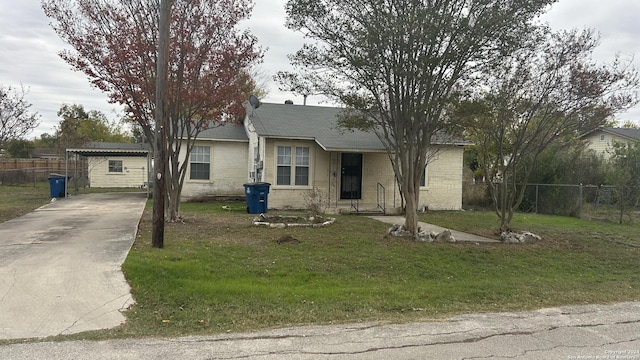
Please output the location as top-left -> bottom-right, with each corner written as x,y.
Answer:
0,192 -> 147,340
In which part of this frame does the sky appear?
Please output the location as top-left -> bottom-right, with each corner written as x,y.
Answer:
1,0 -> 639,139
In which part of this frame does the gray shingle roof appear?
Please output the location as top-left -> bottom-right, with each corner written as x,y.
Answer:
197,122 -> 248,141
580,127 -> 640,142
603,127 -> 640,141
248,103 -> 469,151
248,103 -> 385,151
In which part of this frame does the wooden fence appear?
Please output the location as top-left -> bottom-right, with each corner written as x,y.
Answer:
0,158 -> 88,185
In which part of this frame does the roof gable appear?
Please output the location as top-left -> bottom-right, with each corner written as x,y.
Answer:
249,103 -> 384,151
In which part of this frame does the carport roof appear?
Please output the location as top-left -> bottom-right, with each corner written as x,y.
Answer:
66,142 -> 151,157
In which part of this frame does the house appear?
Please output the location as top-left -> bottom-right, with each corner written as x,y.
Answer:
182,101 -> 468,213
245,102 -> 468,212
582,127 -> 640,158
31,147 -> 63,159
66,142 -> 151,190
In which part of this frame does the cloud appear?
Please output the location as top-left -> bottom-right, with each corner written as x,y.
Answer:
242,0 -> 311,105
0,1 -> 121,137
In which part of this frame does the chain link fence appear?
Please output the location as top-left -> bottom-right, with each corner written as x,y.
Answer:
463,182 -> 640,223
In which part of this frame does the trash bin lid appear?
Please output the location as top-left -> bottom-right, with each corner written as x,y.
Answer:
243,182 -> 271,187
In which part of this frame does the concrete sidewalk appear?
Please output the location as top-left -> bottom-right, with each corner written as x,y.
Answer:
370,215 -> 499,243
0,192 -> 147,340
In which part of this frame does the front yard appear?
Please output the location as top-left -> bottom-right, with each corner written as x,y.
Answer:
2,184 -> 639,340
114,203 -> 640,338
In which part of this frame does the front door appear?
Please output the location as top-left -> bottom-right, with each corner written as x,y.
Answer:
340,153 -> 362,199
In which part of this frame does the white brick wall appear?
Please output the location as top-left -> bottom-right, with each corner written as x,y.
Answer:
419,146 -> 464,210
181,140 -> 248,199
261,138 -> 464,211
88,156 -> 148,188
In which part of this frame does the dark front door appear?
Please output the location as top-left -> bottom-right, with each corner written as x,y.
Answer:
340,153 -> 362,199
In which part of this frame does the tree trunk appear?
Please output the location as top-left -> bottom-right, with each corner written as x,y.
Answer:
167,178 -> 180,221
403,166 -> 421,235
404,190 -> 419,235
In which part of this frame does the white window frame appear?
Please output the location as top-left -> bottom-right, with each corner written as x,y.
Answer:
420,165 -> 429,188
274,144 -> 312,188
190,146 -> 211,180
108,159 -> 123,173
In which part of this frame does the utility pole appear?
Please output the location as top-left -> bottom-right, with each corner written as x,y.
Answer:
152,0 -> 172,248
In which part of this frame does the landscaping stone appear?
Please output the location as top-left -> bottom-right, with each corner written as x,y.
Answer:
253,214 -> 336,228
500,231 -> 542,243
434,229 -> 456,243
387,224 -> 455,242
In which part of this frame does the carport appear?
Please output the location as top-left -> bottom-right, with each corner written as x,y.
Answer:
65,142 -> 152,198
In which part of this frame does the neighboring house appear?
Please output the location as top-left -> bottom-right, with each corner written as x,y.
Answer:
31,147 -> 63,159
582,127 -> 640,158
180,124 -> 249,200
66,142 -> 151,189
236,102 -> 468,212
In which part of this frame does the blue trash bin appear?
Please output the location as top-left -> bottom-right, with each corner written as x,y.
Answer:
48,174 -> 66,198
243,182 -> 271,214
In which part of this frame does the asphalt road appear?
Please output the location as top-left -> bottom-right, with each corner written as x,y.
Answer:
0,192 -> 147,339
0,302 -> 639,359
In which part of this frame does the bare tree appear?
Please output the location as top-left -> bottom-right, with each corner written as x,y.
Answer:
457,29 -> 639,232
0,84 -> 40,151
279,0 -> 556,235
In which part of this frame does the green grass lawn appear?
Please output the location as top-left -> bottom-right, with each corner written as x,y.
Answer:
0,183 -> 51,223
2,186 -> 639,341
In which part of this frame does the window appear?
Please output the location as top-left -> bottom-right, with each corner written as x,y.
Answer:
420,166 -> 428,187
295,147 -> 309,185
276,146 -> 291,185
109,160 -> 123,173
276,146 -> 310,186
600,134 -> 606,141
190,146 -> 210,180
